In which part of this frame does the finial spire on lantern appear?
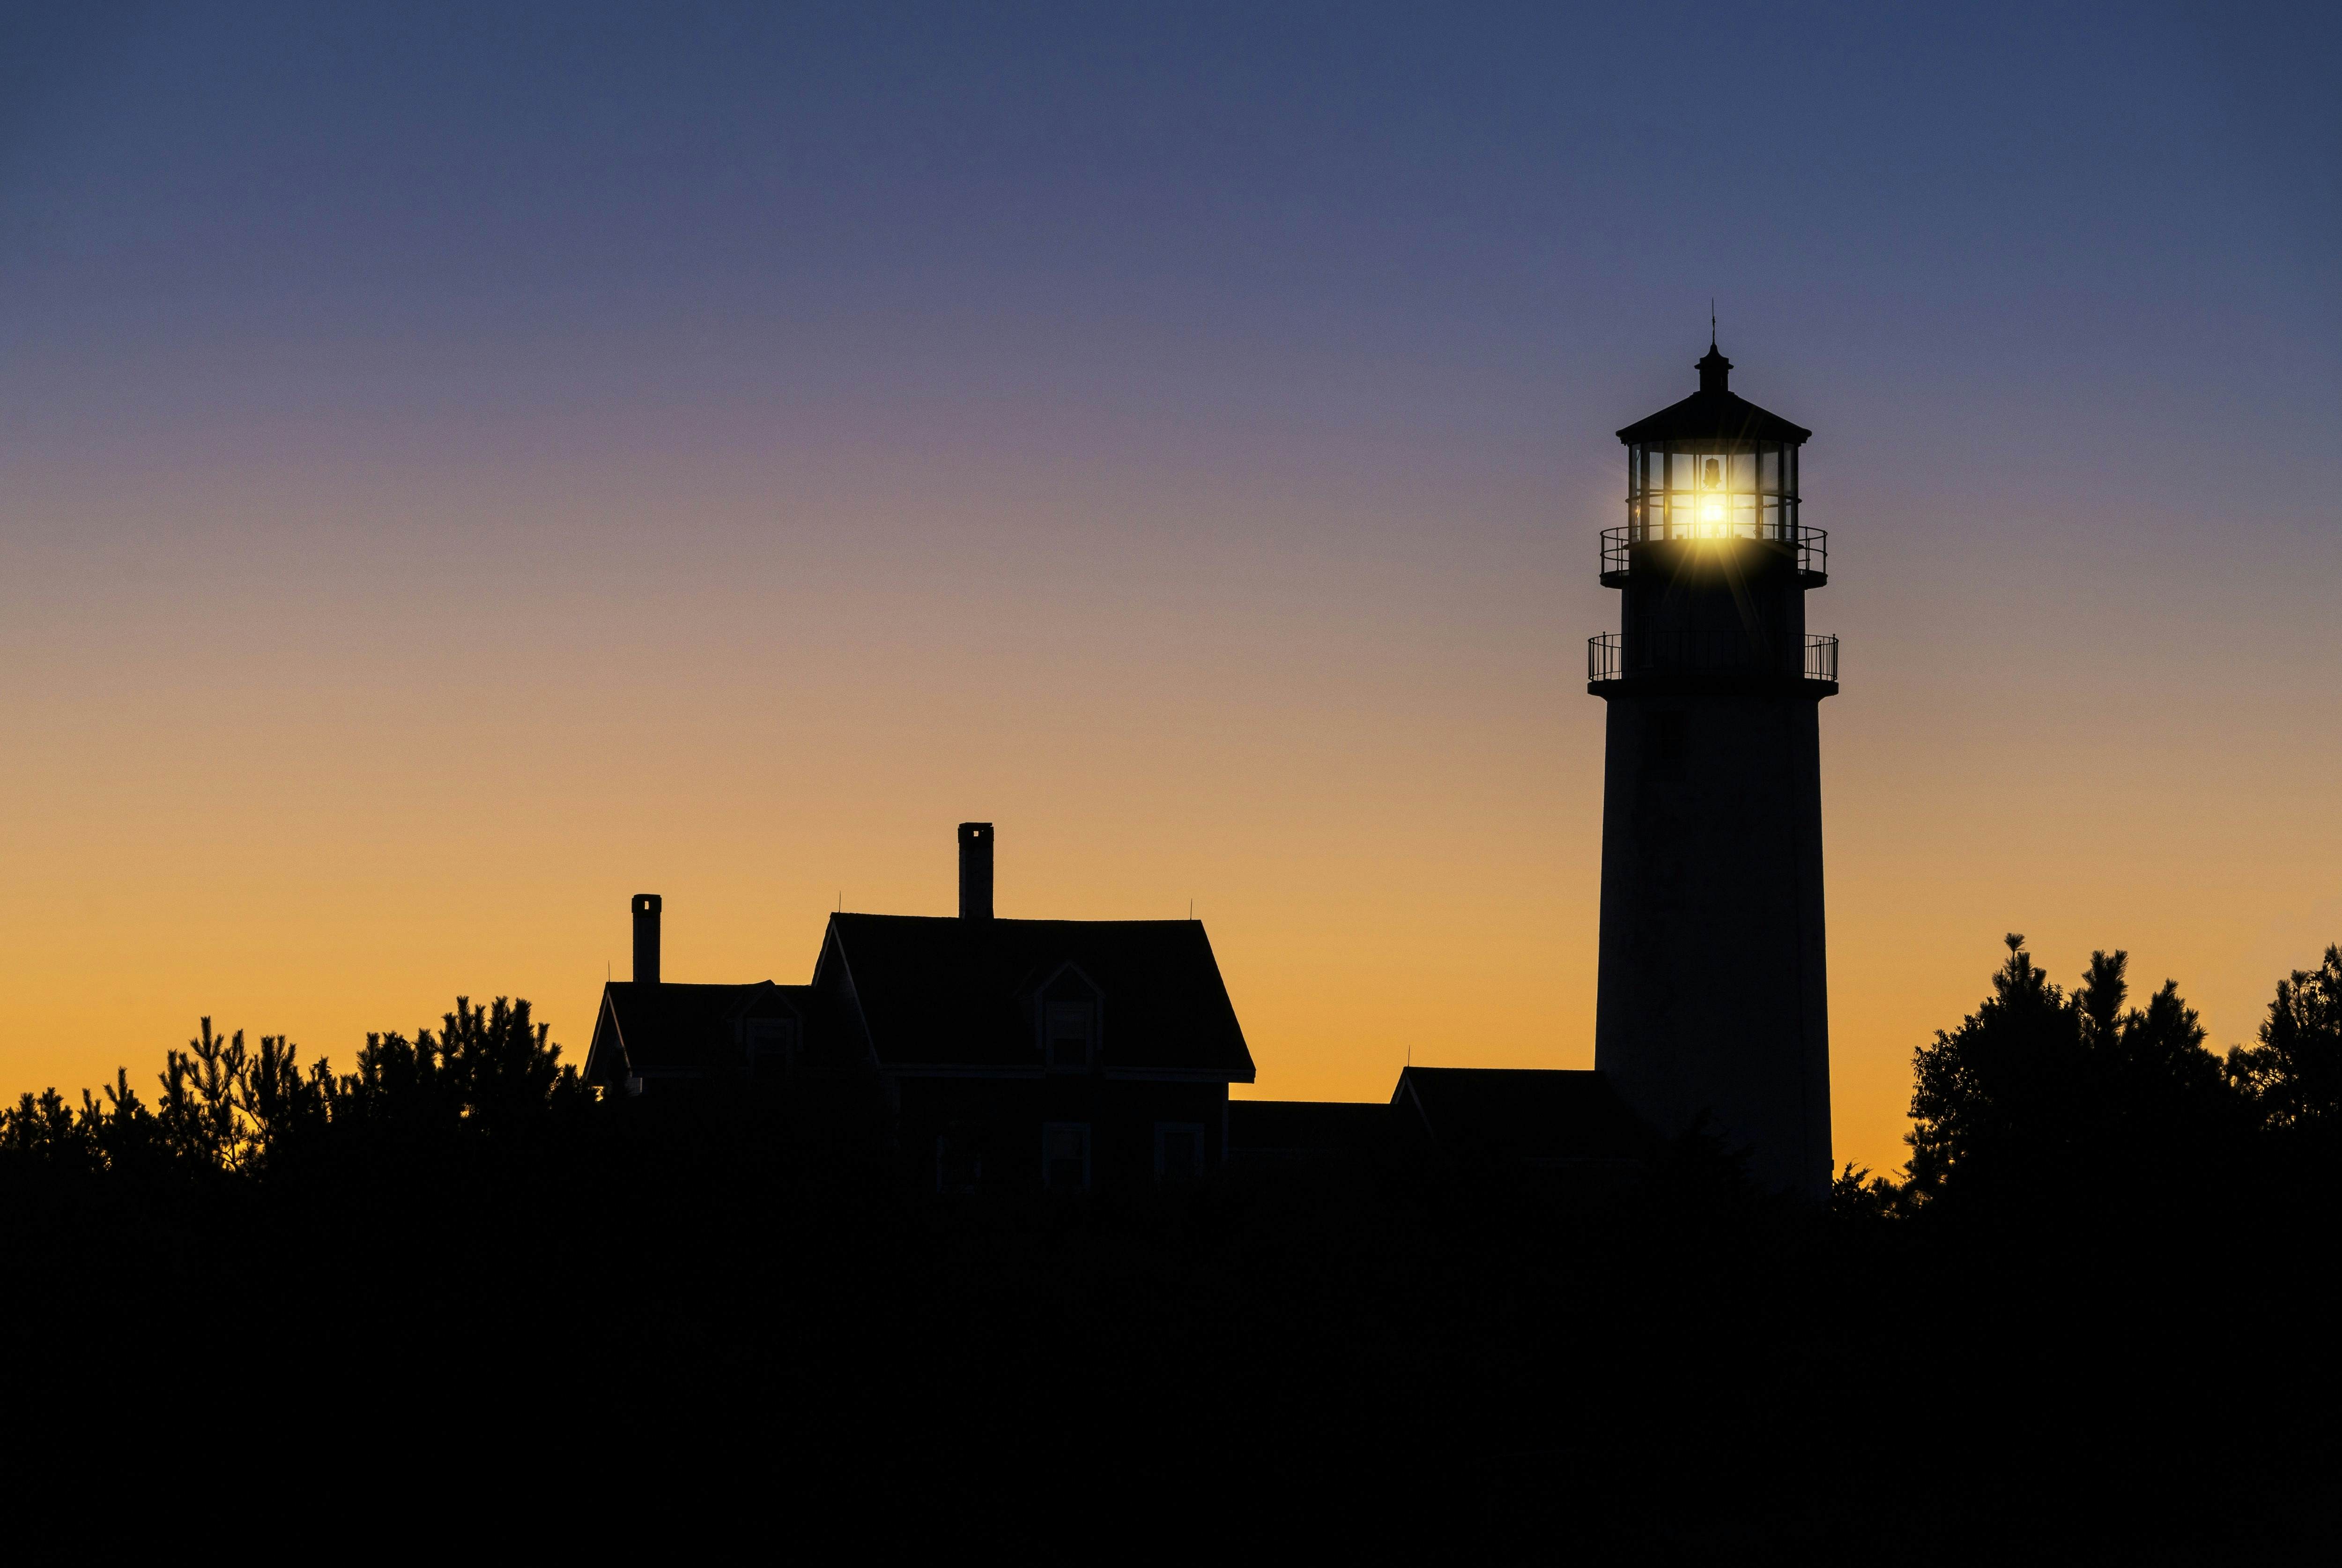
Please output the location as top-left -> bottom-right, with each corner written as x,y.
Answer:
1695,322 -> 1732,393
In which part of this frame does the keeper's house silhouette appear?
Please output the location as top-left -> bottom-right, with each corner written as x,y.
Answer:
584,825 -> 1257,1191
584,822 -> 1656,1191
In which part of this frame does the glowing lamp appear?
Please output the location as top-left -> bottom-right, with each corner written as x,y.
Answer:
1697,458 -> 1727,533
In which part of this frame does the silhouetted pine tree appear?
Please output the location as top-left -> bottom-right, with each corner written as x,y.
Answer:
2228,944 -> 2342,1145
1905,936 -> 2238,1205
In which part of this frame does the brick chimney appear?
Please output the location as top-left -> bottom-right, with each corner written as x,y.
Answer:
632,893 -> 662,984
958,823 -> 993,921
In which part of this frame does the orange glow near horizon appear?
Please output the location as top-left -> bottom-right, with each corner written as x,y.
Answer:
5,402 -> 2338,1184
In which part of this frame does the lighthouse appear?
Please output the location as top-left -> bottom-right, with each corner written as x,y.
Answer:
1589,340 -> 1835,1198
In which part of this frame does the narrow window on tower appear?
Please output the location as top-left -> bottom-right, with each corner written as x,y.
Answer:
1649,710 -> 1688,779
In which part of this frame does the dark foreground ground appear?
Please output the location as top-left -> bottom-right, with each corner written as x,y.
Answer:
5,1096 -> 2335,1564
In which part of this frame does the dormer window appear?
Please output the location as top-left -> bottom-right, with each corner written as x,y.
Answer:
1045,1000 -> 1095,1070
745,1017 -> 797,1074
1038,964 -> 1104,1070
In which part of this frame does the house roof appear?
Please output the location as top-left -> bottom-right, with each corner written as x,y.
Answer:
584,980 -> 815,1083
821,913 -> 1255,1080
1392,1067 -> 1655,1162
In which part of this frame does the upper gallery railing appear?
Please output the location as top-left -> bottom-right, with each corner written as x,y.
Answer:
1588,631 -> 1839,684
1601,523 -> 1827,584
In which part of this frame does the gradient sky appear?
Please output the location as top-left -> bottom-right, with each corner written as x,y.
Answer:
4,1 -> 2338,1176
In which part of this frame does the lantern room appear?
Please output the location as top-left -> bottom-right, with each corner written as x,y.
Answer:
1616,341 -> 1812,546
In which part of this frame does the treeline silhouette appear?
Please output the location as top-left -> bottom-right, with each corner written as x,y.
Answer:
5,944 -> 2338,1558
1887,934 -> 2341,1206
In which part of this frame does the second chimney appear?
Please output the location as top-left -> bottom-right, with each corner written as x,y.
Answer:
632,893 -> 662,984
958,823 -> 993,921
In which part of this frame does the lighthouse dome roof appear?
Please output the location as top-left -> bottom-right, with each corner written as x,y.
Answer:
1615,343 -> 1812,446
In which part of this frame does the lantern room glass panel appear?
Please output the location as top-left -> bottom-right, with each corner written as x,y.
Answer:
1623,436 -> 1804,542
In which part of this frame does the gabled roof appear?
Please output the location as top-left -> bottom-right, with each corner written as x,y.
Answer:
821,913 -> 1254,1080
1393,1067 -> 1655,1163
584,980 -> 814,1084
1615,345 -> 1812,446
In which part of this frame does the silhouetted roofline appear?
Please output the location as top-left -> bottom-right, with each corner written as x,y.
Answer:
822,911 -> 1255,1080
1393,1066 -> 1657,1162
1615,387 -> 1811,445
1616,344 -> 1811,445
832,913 -> 1214,933
583,979 -> 813,1084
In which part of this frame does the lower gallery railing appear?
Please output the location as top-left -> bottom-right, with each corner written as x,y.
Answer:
1588,631 -> 1838,683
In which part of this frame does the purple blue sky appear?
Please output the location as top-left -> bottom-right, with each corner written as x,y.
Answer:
4,2 -> 2338,1173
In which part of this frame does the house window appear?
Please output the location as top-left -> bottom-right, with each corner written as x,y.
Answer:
935,1130 -> 984,1195
1045,1000 -> 1096,1071
745,1018 -> 797,1074
1156,1123 -> 1205,1183
1043,1123 -> 1091,1191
